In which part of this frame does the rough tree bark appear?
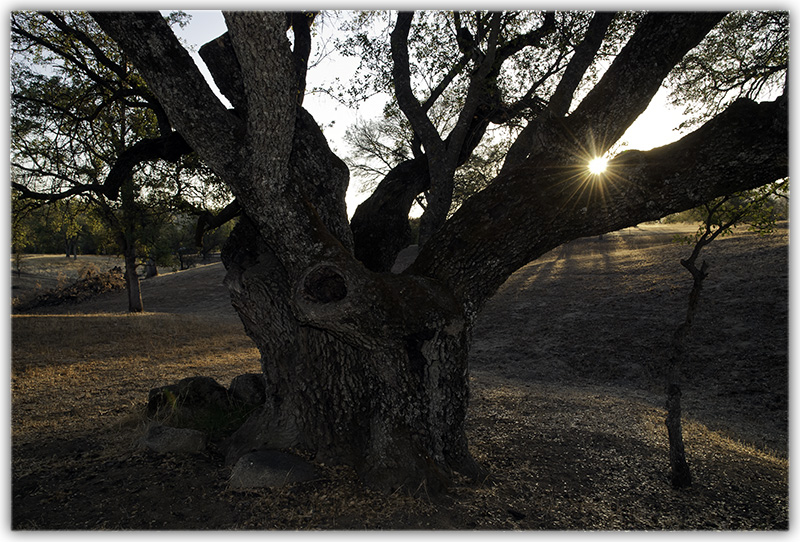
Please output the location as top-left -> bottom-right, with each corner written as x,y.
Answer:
120,236 -> 143,313
92,11 -> 787,493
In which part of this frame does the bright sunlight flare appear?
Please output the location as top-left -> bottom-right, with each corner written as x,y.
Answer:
588,156 -> 608,175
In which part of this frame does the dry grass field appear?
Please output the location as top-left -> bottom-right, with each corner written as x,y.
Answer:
10,223 -> 788,529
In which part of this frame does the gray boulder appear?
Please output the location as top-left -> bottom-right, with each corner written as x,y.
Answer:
391,244 -> 419,273
229,450 -> 318,489
137,424 -> 208,454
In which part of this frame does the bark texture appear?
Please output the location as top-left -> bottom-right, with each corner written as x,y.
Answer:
122,240 -> 143,313
220,216 -> 482,491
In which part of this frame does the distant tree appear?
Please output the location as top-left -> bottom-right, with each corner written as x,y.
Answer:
11,191 -> 110,256
10,11 -> 232,311
92,10 -> 787,493
659,13 -> 788,484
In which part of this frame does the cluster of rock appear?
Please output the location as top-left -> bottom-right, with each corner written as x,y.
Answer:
137,374 -> 318,489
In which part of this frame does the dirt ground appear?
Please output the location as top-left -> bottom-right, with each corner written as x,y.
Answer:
9,223 -> 789,529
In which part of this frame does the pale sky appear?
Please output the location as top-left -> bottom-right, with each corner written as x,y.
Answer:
170,10 -> 692,214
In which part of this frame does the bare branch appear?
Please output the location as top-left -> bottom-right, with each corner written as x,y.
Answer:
11,178 -> 102,202
390,12 -> 446,159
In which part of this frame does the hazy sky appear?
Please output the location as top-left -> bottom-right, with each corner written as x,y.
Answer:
170,10 -> 692,212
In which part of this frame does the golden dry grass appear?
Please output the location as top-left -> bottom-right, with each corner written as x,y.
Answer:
11,312 -> 789,529
12,312 -> 260,446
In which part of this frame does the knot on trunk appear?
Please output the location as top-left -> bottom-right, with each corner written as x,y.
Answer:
302,264 -> 347,303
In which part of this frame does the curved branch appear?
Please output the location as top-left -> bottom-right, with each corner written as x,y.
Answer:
102,131 -> 193,199
390,12 -> 446,158
192,199 -> 241,246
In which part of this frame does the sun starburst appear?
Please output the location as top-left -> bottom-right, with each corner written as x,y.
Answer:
588,156 -> 608,175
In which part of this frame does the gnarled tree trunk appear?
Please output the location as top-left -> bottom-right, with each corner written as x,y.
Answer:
220,215 -> 482,491
92,10 -> 787,494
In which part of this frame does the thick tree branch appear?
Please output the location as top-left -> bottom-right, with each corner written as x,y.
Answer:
502,12 -> 616,173
90,12 -> 243,180
445,12 -> 502,159
391,12 -> 446,159
192,199 -> 241,246
223,11 -> 296,191
411,95 -> 787,320
196,24 -> 356,254
102,131 -> 193,199
15,128 -> 193,203
350,158 -> 430,271
97,11 -> 350,275
353,12 -> 558,270
564,12 -> 726,156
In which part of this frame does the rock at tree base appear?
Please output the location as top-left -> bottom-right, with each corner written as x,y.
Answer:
228,373 -> 267,406
229,451 -> 318,489
147,376 -> 229,416
137,424 -> 208,454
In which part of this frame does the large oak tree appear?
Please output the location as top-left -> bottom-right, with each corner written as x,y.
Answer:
89,11 -> 787,493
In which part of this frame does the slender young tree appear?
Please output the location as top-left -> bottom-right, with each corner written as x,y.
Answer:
90,10 -> 787,493
665,181 -> 788,488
